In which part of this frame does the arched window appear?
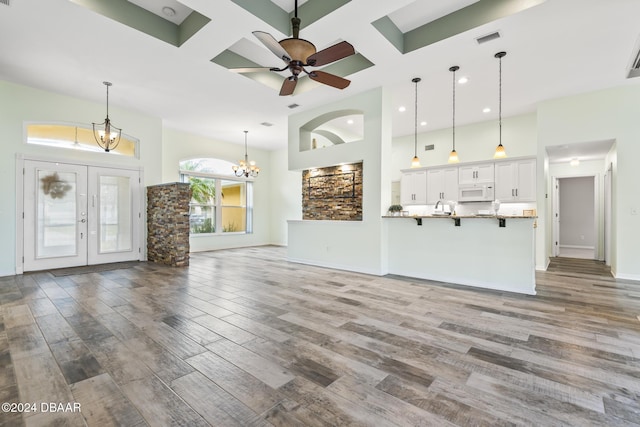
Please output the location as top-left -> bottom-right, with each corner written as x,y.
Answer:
179,159 -> 253,235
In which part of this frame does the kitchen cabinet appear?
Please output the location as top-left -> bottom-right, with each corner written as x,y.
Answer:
400,170 -> 427,205
495,159 -> 536,202
426,167 -> 458,204
458,163 -> 494,185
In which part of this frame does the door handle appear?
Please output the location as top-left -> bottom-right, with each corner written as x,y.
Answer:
79,219 -> 86,223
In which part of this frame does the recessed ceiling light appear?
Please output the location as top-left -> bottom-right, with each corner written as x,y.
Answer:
570,158 -> 580,166
483,107 -> 491,113
261,122 -> 273,127
398,106 -> 406,112
420,121 -> 427,126
347,119 -> 354,124
458,77 -> 468,84
162,6 -> 176,17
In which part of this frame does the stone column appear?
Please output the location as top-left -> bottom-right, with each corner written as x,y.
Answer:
147,182 -> 191,267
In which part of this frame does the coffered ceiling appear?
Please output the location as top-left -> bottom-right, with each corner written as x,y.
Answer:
1,0 -> 639,150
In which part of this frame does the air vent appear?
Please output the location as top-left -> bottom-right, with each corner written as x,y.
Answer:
288,103 -> 300,109
0,0 -> 10,6
261,122 -> 273,127
424,144 -> 434,151
476,32 -> 501,45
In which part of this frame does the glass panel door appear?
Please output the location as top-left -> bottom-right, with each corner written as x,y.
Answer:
24,161 -> 88,270
87,167 -> 140,264
23,161 -> 141,272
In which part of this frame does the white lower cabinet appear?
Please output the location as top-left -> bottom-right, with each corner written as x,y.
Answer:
401,170 -> 427,205
427,167 -> 458,204
495,159 -> 536,202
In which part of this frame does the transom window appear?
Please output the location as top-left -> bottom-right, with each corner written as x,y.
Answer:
26,123 -> 139,157
179,159 -> 253,235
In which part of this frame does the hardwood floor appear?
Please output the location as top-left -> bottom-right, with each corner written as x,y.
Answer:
1,246 -> 639,426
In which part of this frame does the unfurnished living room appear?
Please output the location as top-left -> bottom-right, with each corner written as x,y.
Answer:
1,1 -> 640,426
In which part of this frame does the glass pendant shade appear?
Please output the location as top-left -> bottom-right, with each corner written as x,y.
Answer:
494,143 -> 506,159
448,149 -> 459,163
411,156 -> 421,168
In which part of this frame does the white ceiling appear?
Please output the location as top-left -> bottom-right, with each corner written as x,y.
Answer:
1,0 -> 639,152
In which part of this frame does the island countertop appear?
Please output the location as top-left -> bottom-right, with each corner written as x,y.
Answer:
384,215 -> 536,295
382,214 -> 537,219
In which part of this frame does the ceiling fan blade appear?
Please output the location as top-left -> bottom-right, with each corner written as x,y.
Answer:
308,70 -> 350,89
230,67 -> 274,73
306,41 -> 355,66
279,76 -> 297,96
253,31 -> 291,63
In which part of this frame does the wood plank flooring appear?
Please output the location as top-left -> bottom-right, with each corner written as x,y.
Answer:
1,246 -> 639,426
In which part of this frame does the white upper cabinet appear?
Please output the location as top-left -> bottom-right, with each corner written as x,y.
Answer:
458,163 -> 494,185
495,159 -> 536,202
400,169 -> 427,205
426,167 -> 458,204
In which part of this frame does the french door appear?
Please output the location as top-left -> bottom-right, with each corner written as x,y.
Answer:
23,160 -> 141,271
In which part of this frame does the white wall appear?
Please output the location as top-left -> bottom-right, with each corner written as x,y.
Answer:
0,80 -> 162,276
537,84 -> 640,280
162,128 -> 272,252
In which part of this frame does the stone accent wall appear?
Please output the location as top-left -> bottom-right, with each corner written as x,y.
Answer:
302,162 -> 363,221
147,182 -> 191,267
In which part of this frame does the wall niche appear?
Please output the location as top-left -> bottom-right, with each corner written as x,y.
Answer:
302,162 -> 362,221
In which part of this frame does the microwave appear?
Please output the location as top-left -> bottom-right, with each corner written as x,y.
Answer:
458,183 -> 495,202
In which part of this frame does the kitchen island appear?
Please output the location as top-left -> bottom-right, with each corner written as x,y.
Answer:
384,215 -> 537,295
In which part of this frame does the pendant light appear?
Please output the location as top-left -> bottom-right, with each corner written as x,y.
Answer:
232,131 -> 260,177
494,51 -> 507,159
410,77 -> 422,168
448,66 -> 460,164
92,81 -> 122,152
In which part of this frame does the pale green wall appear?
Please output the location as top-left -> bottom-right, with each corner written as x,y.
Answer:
268,148 -> 301,246
390,112 -> 538,181
0,80 -> 162,276
537,84 -> 640,280
286,87 -> 393,274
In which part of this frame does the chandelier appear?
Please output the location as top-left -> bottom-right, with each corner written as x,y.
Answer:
232,131 -> 260,177
92,81 -> 122,152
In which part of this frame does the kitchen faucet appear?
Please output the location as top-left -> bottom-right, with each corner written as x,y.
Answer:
435,200 -> 442,211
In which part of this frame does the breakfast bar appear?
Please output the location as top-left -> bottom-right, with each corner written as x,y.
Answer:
384,215 -> 537,295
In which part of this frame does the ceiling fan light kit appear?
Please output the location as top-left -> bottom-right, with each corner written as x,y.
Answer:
235,0 -> 356,96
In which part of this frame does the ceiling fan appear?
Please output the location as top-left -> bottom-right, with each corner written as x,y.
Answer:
232,0 -> 356,96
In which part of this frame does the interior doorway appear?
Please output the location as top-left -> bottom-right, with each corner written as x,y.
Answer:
553,176 -> 597,260
21,159 -> 142,272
